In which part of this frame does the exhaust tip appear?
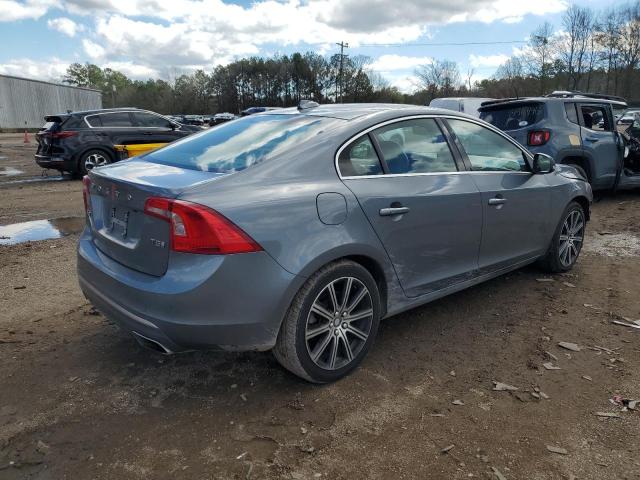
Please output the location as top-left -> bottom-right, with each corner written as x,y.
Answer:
132,332 -> 172,355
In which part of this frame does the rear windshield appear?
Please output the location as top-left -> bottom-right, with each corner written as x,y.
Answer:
144,114 -> 338,173
479,102 -> 544,130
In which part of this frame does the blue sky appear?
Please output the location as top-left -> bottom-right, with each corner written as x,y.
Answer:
0,0 -> 625,92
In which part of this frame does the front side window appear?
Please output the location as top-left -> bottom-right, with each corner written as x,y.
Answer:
579,105 -> 611,132
145,114 -> 340,173
447,119 -> 528,172
372,118 -> 457,174
338,136 -> 383,177
133,112 -> 173,128
98,112 -> 133,127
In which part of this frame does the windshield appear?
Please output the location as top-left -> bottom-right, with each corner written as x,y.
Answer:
480,102 -> 544,130
144,114 -> 338,173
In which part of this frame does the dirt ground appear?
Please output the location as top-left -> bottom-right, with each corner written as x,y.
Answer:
1,134 -> 639,480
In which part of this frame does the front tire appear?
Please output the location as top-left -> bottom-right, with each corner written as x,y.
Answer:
539,201 -> 586,273
273,260 -> 381,383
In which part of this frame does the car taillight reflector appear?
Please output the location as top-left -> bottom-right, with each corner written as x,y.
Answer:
528,130 -> 550,146
144,197 -> 262,255
82,175 -> 92,215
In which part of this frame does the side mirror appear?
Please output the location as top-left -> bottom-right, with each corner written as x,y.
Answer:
532,153 -> 555,174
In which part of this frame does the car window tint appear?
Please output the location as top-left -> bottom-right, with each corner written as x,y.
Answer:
86,115 -> 102,127
565,103 -> 579,125
338,135 -> 383,177
579,105 -> 611,131
447,119 -> 528,172
99,112 -> 133,127
145,114 -> 340,173
133,112 -> 172,128
372,119 -> 457,174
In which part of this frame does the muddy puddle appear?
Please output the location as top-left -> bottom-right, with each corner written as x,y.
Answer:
0,166 -> 24,176
0,175 -> 66,185
583,232 -> 640,257
0,217 -> 85,245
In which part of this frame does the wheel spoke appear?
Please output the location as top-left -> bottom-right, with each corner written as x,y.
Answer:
346,308 -> 373,323
340,278 -> 353,311
327,283 -> 339,312
571,220 -> 584,235
306,324 -> 331,340
346,287 -> 368,314
311,303 -> 334,322
559,234 -> 569,242
346,325 -> 368,342
341,332 -> 353,361
311,332 -> 333,362
328,336 -> 338,369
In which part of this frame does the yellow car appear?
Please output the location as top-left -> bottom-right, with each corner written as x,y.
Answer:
114,143 -> 167,160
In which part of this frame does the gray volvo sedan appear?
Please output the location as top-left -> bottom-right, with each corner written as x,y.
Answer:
78,103 -> 592,383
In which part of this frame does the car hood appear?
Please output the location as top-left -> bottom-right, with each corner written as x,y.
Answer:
556,164 -> 587,182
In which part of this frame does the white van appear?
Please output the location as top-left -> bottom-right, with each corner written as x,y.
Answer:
428,97 -> 494,117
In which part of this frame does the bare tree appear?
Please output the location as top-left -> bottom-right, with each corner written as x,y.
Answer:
560,5 -> 594,90
524,22 -> 556,95
495,56 -> 525,97
414,60 -> 461,99
618,1 -> 640,98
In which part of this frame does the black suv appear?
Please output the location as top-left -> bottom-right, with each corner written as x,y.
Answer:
35,108 -> 200,175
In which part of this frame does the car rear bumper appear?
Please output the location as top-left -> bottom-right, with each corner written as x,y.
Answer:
77,229 -> 304,352
35,154 -> 74,171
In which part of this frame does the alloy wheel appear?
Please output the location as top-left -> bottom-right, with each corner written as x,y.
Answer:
84,152 -> 108,170
558,209 -> 585,268
305,277 -> 373,370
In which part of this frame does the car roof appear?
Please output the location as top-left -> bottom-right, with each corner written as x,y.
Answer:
263,103 -> 460,121
481,96 -> 627,111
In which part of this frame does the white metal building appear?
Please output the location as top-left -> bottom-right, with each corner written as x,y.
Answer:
0,74 -> 102,130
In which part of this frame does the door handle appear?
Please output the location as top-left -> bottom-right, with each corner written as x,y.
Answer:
585,137 -> 599,142
488,197 -> 506,206
143,132 -> 153,135
379,206 -> 410,216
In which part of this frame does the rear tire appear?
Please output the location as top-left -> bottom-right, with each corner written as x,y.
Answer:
539,201 -> 586,273
78,149 -> 112,176
273,260 -> 381,383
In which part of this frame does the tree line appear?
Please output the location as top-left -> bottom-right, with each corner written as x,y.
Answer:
62,1 -> 640,114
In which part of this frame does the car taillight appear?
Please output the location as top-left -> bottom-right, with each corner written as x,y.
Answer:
144,197 -> 262,255
82,175 -> 92,215
528,130 -> 550,146
43,131 -> 77,139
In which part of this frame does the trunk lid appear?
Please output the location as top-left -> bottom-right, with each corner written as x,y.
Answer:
87,160 -> 225,276
35,115 -> 68,156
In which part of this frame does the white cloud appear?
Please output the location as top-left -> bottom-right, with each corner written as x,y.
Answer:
0,0 -> 53,22
0,59 -> 69,81
386,74 -> 420,94
47,17 -> 82,37
103,62 -> 159,80
369,55 -> 433,72
0,0 -> 571,82
469,53 -> 510,69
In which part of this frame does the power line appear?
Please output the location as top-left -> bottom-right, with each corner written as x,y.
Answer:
356,40 -> 527,48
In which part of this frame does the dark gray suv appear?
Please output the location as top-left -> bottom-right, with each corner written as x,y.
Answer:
479,92 -> 640,191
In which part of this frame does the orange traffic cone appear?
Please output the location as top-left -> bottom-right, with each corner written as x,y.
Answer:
23,130 -> 30,144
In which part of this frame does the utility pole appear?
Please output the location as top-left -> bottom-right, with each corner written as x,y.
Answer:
336,41 -> 349,103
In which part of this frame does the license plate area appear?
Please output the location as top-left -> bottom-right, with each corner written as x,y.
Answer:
109,208 -> 130,238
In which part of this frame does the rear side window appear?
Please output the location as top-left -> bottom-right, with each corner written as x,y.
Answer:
133,112 -> 173,128
447,119 -> 528,172
372,118 -> 457,174
579,105 -> 611,131
145,114 -> 339,173
565,103 -> 579,125
480,102 -> 544,130
338,136 -> 383,177
96,112 -> 133,127
86,115 -> 102,127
